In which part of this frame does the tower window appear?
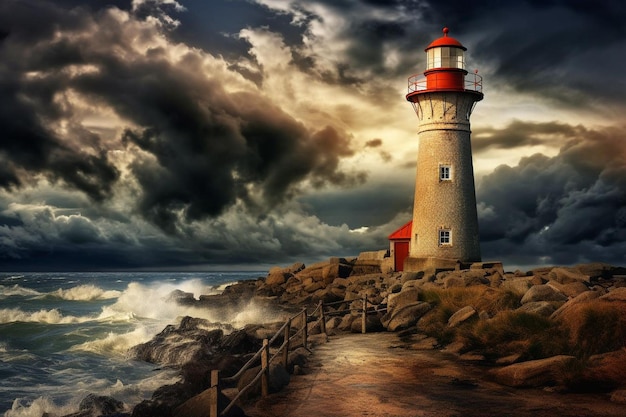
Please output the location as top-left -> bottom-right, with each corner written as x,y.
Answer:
439,164 -> 452,181
439,229 -> 452,246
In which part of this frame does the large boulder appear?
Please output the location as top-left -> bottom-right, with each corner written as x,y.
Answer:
167,289 -> 196,305
516,301 -> 556,317
322,258 -> 353,284
387,287 -> 419,311
237,363 -> 291,398
447,306 -> 477,327
350,314 -> 384,333
601,287 -> 626,302
172,389 -> 246,417
266,270 -> 290,286
60,394 -> 125,417
311,287 -> 344,304
547,280 -> 590,298
337,314 -> 356,331
550,290 -> 603,320
350,260 -> 383,276
520,284 -> 567,304
548,267 -> 591,284
382,302 -> 431,332
441,269 -> 489,288
130,317 -> 225,366
490,355 -> 576,387
500,277 -> 534,296
577,349 -> 626,392
574,263 -> 622,280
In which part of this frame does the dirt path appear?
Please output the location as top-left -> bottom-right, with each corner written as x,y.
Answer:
243,332 -> 624,417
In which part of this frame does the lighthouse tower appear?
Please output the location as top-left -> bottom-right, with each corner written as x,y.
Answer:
405,28 -> 483,270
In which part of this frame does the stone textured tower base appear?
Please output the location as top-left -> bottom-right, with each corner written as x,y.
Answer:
407,90 -> 482,268
404,256 -> 460,272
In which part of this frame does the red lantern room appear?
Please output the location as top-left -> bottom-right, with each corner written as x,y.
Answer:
406,27 -> 482,101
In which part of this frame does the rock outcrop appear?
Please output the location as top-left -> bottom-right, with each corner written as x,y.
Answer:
122,258 -> 626,417
490,355 -> 577,387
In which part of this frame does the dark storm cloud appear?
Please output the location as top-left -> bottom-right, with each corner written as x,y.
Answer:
421,0 -> 626,107
477,122 -> 626,266
0,0 -> 120,201
0,0 -> 363,234
255,0 -> 432,86
170,1 -> 306,62
473,120 -> 581,152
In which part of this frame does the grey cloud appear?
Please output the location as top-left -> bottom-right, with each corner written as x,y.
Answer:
0,1 -> 364,235
0,0 -> 119,201
0,197 -> 391,270
473,121 -> 582,153
477,122 -> 626,267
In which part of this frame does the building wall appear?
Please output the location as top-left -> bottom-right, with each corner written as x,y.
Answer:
409,90 -> 481,262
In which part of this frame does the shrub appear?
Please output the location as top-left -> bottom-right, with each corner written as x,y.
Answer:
416,286 -> 520,349
557,301 -> 626,358
460,310 -> 568,361
415,305 -> 455,345
419,286 -> 519,316
577,348 -> 626,391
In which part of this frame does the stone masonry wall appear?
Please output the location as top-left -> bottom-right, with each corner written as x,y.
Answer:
409,90 -> 481,262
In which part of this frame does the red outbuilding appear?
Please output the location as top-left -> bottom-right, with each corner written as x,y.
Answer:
388,220 -> 412,272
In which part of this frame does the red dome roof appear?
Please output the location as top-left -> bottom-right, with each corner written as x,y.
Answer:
425,27 -> 466,51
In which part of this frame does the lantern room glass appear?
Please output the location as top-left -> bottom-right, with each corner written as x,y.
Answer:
427,47 -> 465,70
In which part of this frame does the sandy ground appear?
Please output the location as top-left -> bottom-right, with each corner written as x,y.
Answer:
243,332 -> 624,417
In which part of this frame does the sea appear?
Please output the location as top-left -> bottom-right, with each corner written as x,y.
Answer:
0,271 -> 268,417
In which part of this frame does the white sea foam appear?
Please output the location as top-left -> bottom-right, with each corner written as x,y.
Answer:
3,274 -> 25,280
5,397 -> 77,417
230,299 -> 288,328
0,308 -> 91,324
0,343 -> 36,363
97,280 -> 221,322
3,368 -> 179,417
213,280 -> 239,293
0,284 -> 41,298
47,284 -> 121,301
69,326 -> 157,356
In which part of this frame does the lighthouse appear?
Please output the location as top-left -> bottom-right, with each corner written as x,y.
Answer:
404,27 -> 483,271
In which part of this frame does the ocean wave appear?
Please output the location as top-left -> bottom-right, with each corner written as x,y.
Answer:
2,274 -> 25,281
0,284 -> 42,298
45,284 -> 121,301
3,370 -> 179,417
4,397 -> 78,417
68,326 -> 156,356
0,308 -> 92,324
97,280 -> 222,322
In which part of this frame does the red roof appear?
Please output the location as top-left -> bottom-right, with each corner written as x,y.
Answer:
388,220 -> 412,240
425,27 -> 466,51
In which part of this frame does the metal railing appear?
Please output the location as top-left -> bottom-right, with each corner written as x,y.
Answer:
407,72 -> 483,94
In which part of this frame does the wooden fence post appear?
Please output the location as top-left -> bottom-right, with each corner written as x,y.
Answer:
362,295 -> 367,334
261,339 -> 269,397
209,370 -> 219,417
301,309 -> 308,349
282,319 -> 291,370
318,300 -> 326,335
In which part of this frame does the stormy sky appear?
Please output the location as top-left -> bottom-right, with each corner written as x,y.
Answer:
0,0 -> 625,271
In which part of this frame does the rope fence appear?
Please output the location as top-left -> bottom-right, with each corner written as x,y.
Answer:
209,296 -> 386,416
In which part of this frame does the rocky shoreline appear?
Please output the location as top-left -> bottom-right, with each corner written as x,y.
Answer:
51,254 -> 626,417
